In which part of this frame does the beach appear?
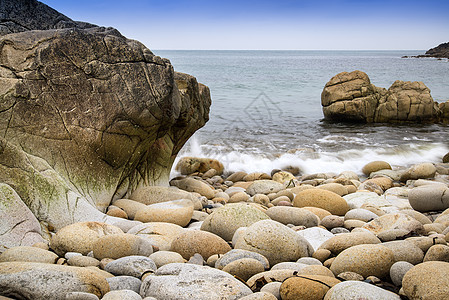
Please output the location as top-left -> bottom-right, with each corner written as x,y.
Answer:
3,0 -> 449,298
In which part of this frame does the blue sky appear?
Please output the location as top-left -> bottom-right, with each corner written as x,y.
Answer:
41,0 -> 449,50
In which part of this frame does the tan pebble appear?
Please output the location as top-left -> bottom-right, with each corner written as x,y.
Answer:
201,203 -> 270,241
50,222 -> 124,257
32,242 -> 49,251
254,194 -> 271,205
344,219 -> 366,230
100,258 -> 114,269
270,195 -> 290,205
206,254 -> 220,267
424,223 -> 446,234
212,197 -> 228,204
312,249 -> 331,262
106,206 -> 128,219
406,236 -> 435,252
222,258 -> 265,281
302,207 -> 331,220
330,244 -> 395,279
279,275 -> 340,300
56,257 -> 67,265
226,171 -> 248,182
289,185 -> 315,194
319,231 -> 381,255
232,181 -> 253,189
316,183 -> 348,196
297,265 -> 335,277
324,257 -> 335,268
275,189 -> 294,201
229,191 -> 250,203
320,215 -> 344,229
202,168 -> 218,178
112,199 -> 147,219
92,233 -> 154,260
424,244 -> 449,262
293,189 -> 349,216
362,161 -> 392,176
134,199 -> 194,226
272,171 -> 295,184
243,172 -> 271,181
345,185 -> 357,194
67,255 -> 100,267
247,269 -> 296,288
260,282 -> 282,299
337,271 -> 364,281
214,191 -> 230,201
239,292 -> 277,300
170,230 -> 231,260
360,203 -> 386,216
402,261 -> 449,299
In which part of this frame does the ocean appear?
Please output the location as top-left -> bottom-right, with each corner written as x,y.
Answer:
153,50 -> 449,176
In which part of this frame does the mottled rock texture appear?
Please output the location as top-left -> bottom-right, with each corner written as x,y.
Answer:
0,0 -> 210,242
322,70 -> 441,123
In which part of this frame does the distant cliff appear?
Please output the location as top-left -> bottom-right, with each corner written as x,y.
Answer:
425,42 -> 449,59
403,42 -> 449,59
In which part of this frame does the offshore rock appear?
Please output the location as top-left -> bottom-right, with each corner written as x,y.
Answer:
0,0 -> 210,234
321,70 -> 441,123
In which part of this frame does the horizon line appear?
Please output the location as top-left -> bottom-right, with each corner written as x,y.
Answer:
152,49 -> 426,51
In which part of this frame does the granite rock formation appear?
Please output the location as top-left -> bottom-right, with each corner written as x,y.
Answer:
0,0 -> 210,248
321,70 -> 442,123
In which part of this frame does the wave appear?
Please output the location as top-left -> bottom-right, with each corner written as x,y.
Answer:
171,135 -> 448,177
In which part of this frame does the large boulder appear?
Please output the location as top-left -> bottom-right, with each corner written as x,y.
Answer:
140,263 -> 253,299
321,70 -> 385,122
0,183 -> 45,252
0,261 -> 110,299
0,0 -> 210,234
234,219 -> 312,266
330,244 -> 395,279
402,261 -> 449,299
201,203 -> 270,241
321,70 -> 440,123
50,221 -> 123,256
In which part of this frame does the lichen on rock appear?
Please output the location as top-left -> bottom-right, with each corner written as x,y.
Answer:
0,0 -> 210,244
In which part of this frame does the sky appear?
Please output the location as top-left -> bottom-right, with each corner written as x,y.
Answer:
41,0 -> 449,50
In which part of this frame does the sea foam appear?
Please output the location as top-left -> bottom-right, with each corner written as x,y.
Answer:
171,135 -> 448,177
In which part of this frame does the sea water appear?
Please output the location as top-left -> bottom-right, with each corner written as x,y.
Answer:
154,50 -> 449,176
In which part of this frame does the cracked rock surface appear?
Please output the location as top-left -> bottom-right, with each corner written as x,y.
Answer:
321,70 -> 441,123
0,0 -> 210,245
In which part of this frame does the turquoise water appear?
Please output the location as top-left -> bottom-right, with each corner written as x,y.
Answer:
154,50 -> 449,174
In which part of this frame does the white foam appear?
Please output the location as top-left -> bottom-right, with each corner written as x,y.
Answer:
171,135 -> 449,178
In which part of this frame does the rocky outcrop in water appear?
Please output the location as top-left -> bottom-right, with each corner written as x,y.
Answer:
424,42 -> 449,59
0,0 -> 210,247
321,70 -> 446,123
403,42 -> 449,59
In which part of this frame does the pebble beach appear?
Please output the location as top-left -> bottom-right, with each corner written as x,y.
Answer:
3,156 -> 449,299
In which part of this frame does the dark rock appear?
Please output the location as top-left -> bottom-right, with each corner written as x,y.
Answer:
0,0 -> 96,36
402,42 -> 449,59
425,42 -> 449,59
